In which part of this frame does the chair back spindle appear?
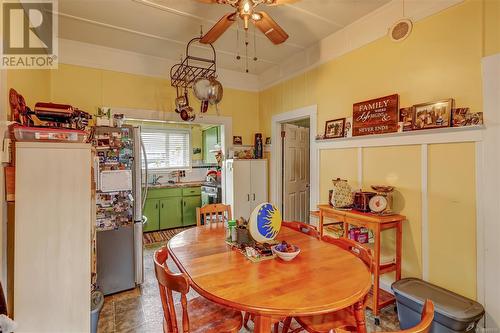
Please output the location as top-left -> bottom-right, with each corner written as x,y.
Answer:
196,204 -> 232,226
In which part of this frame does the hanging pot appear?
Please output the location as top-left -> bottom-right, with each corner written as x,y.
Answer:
207,78 -> 223,105
180,106 -> 195,122
175,90 -> 189,113
200,100 -> 209,113
193,77 -> 212,102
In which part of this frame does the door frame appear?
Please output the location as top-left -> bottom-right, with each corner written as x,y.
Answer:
270,105 -> 318,219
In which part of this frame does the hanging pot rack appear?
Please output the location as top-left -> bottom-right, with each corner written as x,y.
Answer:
170,37 -> 217,89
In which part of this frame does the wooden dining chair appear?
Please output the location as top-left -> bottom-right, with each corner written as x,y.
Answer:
381,300 -> 434,333
196,203 -> 232,226
153,247 -> 243,333
282,236 -> 373,333
282,221 -> 320,239
334,300 -> 434,333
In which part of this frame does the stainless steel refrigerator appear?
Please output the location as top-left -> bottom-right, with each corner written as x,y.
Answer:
93,125 -> 146,295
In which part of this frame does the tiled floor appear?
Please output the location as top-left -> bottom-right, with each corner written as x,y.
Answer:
98,243 -> 400,333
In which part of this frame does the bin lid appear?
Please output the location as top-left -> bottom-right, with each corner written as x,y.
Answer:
392,278 -> 484,323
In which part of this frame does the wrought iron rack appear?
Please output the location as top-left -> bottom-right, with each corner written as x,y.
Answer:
170,37 -> 217,89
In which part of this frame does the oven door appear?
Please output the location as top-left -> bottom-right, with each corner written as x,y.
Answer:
201,186 -> 220,206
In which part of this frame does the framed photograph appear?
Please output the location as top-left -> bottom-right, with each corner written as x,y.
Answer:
265,137 -> 271,145
324,118 -> 345,138
399,107 -> 414,131
413,99 -> 454,130
233,136 -> 242,145
451,108 -> 470,127
344,117 -> 353,138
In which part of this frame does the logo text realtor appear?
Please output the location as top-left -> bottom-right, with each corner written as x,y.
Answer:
2,0 -> 58,69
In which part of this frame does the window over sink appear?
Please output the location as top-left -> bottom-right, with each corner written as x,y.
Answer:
141,128 -> 191,170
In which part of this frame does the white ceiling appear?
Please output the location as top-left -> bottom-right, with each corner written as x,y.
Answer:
57,0 -> 391,75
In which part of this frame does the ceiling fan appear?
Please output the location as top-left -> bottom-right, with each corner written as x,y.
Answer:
196,0 -> 296,45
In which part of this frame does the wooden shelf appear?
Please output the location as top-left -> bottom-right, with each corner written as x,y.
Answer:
366,286 -> 395,311
315,125 -> 484,149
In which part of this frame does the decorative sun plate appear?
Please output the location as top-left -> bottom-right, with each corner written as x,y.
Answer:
248,203 -> 282,243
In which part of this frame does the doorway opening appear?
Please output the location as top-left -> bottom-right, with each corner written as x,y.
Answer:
281,118 -> 311,223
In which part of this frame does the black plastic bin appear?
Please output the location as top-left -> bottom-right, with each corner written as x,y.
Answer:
392,278 -> 484,333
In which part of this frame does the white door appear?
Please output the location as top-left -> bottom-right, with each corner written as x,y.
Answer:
233,161 -> 252,219
283,124 -> 310,222
250,160 -> 268,211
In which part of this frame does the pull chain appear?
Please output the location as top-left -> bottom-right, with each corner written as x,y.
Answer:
236,18 -> 241,61
245,29 -> 249,73
253,23 -> 258,62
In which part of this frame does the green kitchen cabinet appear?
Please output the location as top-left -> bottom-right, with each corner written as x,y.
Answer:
143,187 -> 201,232
202,126 -> 220,164
182,195 -> 202,226
159,197 -> 183,229
143,198 -> 160,232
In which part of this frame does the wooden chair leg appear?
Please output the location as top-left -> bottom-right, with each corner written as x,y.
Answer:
282,317 -> 292,333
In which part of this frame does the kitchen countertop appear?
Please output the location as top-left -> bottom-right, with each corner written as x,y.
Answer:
148,181 -> 204,189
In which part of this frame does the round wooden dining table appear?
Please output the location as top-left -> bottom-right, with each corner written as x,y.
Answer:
167,223 -> 372,333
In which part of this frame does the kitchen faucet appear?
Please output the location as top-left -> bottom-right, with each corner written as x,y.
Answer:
151,174 -> 163,185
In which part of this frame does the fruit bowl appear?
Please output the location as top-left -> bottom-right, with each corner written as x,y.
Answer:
272,242 -> 300,262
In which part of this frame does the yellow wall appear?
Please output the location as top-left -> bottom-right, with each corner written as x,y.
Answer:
363,146 -> 423,280
484,0 -> 500,56
260,0 -> 484,298
7,64 -> 260,145
428,143 -> 477,298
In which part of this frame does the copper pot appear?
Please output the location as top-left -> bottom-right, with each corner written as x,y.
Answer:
353,191 -> 376,212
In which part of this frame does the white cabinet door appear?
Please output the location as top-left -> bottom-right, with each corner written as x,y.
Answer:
233,161 -> 252,219
250,160 -> 268,211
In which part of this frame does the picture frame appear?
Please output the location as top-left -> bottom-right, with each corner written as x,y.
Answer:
352,94 -> 399,136
399,107 -> 414,132
413,99 -> 454,130
324,118 -> 345,138
451,108 -> 470,127
265,137 -> 271,145
233,136 -> 242,145
344,117 -> 353,138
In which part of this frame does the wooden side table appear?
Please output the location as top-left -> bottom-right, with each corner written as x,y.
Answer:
317,204 -> 406,320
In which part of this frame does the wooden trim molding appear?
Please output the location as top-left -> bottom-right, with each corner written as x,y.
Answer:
316,126 -> 484,150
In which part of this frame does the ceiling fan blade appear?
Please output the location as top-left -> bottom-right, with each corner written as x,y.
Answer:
253,11 -> 289,45
268,0 -> 299,5
200,12 -> 236,44
194,0 -> 221,3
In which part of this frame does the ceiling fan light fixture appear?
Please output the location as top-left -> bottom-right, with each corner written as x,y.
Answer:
240,0 -> 252,14
251,12 -> 262,21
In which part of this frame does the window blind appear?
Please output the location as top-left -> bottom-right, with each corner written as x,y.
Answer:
141,128 -> 190,170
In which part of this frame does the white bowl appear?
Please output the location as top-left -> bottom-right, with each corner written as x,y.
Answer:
272,245 -> 301,262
